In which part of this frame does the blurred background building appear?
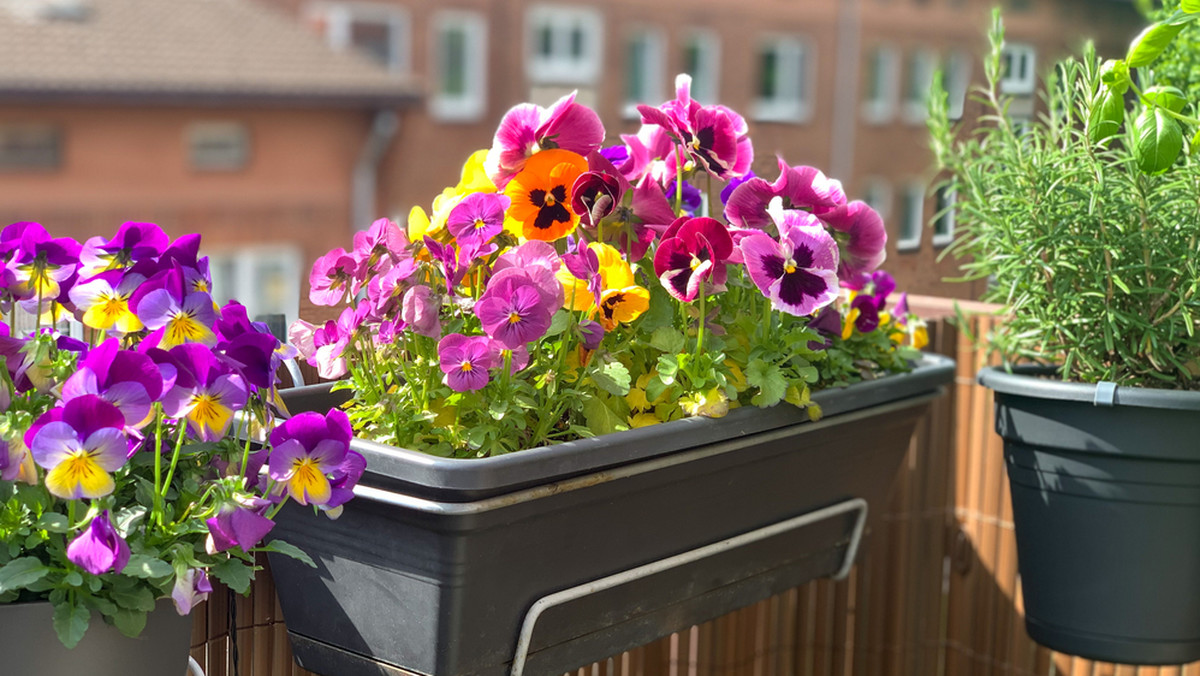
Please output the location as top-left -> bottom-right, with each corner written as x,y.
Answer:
0,0 -> 1141,322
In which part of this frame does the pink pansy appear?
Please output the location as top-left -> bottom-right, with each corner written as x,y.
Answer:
725,158 -> 848,230
446,193 -> 510,250
475,272 -> 555,349
637,74 -> 753,180
401,285 -> 441,338
308,247 -> 357,307
437,333 -> 494,392
818,200 -> 888,280
485,92 -> 605,189
653,217 -> 734,302
739,216 -> 841,317
352,218 -> 409,278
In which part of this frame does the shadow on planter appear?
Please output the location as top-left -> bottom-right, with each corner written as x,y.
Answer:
269,354 -> 954,676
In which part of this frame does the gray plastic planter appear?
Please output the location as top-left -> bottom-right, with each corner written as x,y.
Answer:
0,598 -> 192,676
270,354 -> 953,676
979,366 -> 1200,665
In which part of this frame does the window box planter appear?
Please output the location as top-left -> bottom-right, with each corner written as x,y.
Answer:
269,354 -> 953,676
979,366 -> 1200,665
0,599 -> 192,676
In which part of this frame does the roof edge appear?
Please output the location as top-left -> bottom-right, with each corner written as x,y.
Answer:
0,86 -> 423,109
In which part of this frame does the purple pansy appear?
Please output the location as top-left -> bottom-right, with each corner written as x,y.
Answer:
485,92 -> 605,189
172,567 -> 212,615
205,497 -> 275,554
437,333 -> 494,392
401,285 -> 441,338
62,338 -> 169,429
135,270 -> 218,350
475,272 -> 555,349
739,218 -> 841,317
66,511 -> 130,576
653,217 -> 734,302
447,193 -> 510,250
160,344 -> 249,441
819,200 -> 888,280
268,410 -> 352,506
29,395 -> 131,500
351,217 -> 409,278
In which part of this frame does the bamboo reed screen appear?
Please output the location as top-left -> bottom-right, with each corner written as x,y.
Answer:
189,296 -> 1200,676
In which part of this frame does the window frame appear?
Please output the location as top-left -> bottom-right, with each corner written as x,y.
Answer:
1000,43 -> 1036,95
207,246 -> 303,328
933,186 -> 956,248
862,44 -> 899,125
902,48 -> 938,124
186,122 -> 251,173
860,177 -> 893,225
945,49 -> 971,120
682,29 -> 721,104
897,182 -> 925,253
310,1 -> 411,73
752,35 -> 814,124
429,10 -> 488,123
0,124 -> 62,172
622,27 -> 666,119
525,4 -> 604,86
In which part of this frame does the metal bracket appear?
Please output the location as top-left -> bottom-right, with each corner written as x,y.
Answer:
1094,381 -> 1117,407
510,497 -> 869,676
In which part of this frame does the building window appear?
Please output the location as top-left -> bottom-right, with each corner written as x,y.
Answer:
862,45 -> 899,124
683,30 -> 720,104
933,186 -> 955,247
753,36 -> 812,123
944,50 -> 971,120
208,247 -> 303,327
623,28 -> 665,118
0,125 -> 61,171
860,177 -> 893,224
1000,43 -> 1036,95
430,11 -> 487,122
897,183 -> 925,252
526,5 -> 603,85
188,123 -> 250,172
902,49 -> 937,124
313,2 -> 410,73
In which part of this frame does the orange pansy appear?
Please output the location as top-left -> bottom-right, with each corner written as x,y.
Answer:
503,149 -> 588,242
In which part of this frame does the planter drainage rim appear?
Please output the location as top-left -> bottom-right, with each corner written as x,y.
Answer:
286,353 -> 953,501
978,365 -> 1200,411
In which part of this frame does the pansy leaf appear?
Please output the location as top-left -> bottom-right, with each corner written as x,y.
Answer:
592,360 -> 632,396
111,583 -> 155,612
649,327 -> 686,354
211,558 -> 254,595
546,310 -> 571,337
746,359 -> 788,408
257,540 -> 316,569
113,506 -> 148,536
123,555 -> 173,580
1134,107 -> 1183,174
582,395 -> 626,436
111,608 -> 147,638
0,556 -> 51,593
53,599 -> 90,649
36,513 -> 70,533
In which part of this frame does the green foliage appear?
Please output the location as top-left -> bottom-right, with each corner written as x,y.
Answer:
929,11 -> 1200,388
1144,0 -> 1200,100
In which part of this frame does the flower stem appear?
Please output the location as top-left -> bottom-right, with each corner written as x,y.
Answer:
696,289 -> 707,357
159,419 -> 188,502
152,405 -> 164,527
674,145 -> 685,216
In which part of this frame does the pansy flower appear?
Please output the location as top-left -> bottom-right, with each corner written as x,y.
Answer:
653,217 -> 734,303
69,269 -> 146,334
161,344 -> 249,441
62,338 -> 170,429
79,222 -> 168,276
740,214 -> 840,317
485,92 -> 604,189
447,193 -> 510,251
66,511 -> 130,576
205,496 -> 275,554
309,247 -> 357,307
475,272 -> 555,349
437,333 -> 494,392
268,410 -> 352,506
28,395 -> 131,500
351,217 -> 409,278
7,223 -> 81,308
637,74 -> 753,180
0,437 -> 36,485
725,159 -> 847,230
134,267 -> 218,349
401,285 -> 441,338
504,149 -> 588,242
819,200 -> 888,280
171,567 -> 212,615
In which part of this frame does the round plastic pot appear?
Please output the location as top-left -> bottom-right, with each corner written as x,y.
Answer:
270,355 -> 954,676
0,598 -> 193,676
978,366 -> 1200,665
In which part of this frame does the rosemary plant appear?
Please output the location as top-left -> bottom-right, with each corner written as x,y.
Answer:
929,10 -> 1200,389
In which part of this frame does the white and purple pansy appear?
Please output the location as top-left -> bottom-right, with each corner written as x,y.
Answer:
739,215 -> 841,317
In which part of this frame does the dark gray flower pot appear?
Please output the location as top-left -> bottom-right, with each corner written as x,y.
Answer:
270,354 -> 953,676
0,598 -> 192,676
979,366 -> 1200,665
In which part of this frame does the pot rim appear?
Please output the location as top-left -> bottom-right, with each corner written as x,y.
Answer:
977,365 -> 1200,411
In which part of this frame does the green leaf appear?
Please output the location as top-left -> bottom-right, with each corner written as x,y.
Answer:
1088,87 -> 1126,145
582,396 -> 626,436
592,360 -> 632,396
645,375 -> 670,404
258,540 -> 316,568
648,327 -> 685,354
745,359 -> 788,408
64,571 -> 83,587
1181,0 -> 1199,13
0,557 -> 50,593
545,309 -> 571,337
656,355 -> 679,384
36,513 -> 70,533
53,599 -> 90,649
1134,107 -> 1183,174
111,584 -> 156,612
211,558 -> 254,595
1192,129 -> 1200,157
113,506 -> 148,536
1143,86 -> 1187,114
637,284 -> 675,331
1126,21 -> 1185,68
1099,59 -> 1130,95
111,608 -> 147,638
123,555 -> 173,580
